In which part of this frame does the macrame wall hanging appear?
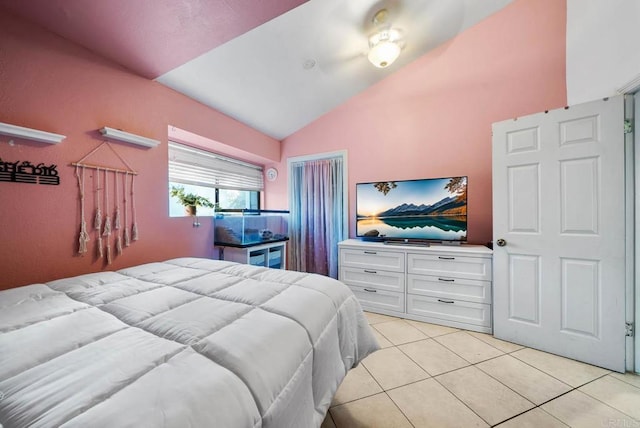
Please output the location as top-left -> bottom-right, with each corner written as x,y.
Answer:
73,141 -> 139,264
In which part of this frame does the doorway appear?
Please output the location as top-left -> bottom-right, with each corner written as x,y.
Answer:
287,151 -> 348,278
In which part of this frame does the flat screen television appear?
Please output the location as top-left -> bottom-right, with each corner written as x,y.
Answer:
356,177 -> 467,243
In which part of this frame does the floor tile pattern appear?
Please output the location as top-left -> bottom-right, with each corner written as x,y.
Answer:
323,312 -> 640,428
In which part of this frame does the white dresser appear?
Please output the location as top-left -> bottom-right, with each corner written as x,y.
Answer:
338,239 -> 493,333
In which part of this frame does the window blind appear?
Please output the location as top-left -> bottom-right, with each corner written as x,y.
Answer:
168,141 -> 264,191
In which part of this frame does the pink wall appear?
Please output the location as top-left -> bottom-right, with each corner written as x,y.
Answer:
265,0 -> 567,246
0,10 -> 279,289
0,0 -> 567,288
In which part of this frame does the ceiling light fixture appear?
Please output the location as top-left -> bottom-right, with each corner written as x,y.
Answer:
368,9 -> 402,69
368,29 -> 401,68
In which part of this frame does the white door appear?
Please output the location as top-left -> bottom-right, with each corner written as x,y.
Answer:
492,96 -> 626,372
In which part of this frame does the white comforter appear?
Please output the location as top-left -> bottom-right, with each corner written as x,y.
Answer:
0,258 -> 378,428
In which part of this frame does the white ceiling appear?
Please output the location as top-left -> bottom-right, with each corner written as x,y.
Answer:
1,0 -> 515,141
156,0 -> 514,140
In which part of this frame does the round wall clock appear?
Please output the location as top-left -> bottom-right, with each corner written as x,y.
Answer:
266,167 -> 278,181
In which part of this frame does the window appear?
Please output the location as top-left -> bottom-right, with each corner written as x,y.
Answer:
168,142 -> 262,216
218,188 -> 260,209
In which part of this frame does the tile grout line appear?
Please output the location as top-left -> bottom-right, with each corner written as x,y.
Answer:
481,371 -> 579,426
467,331 -> 526,354
604,372 -> 640,391
572,373 -> 640,423
372,320 -> 430,345
370,314 -> 549,364
488,373 -> 635,427
368,323 -> 445,428
383,390 -> 417,428
324,410 -> 336,427
329,315 -> 400,426
329,361 -> 386,410
472,356 -> 573,404
330,389 -> 417,427
429,369 -> 495,427
432,343 -> 640,426
332,320 -> 433,427
429,331 -> 505,367
376,321 -> 566,426
365,318 -> 518,426
369,322 -> 397,346
429,345 -> 614,426
429,340 -> 639,425
508,351 -> 609,390
489,406 -> 569,427
374,320 -> 493,427
395,341 -> 440,378
350,316 -> 639,427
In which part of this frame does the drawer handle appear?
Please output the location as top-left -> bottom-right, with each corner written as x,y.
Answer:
438,278 -> 455,282
364,269 -> 377,274
438,299 -> 455,304
364,251 -> 377,255
438,256 -> 455,260
364,288 -> 377,293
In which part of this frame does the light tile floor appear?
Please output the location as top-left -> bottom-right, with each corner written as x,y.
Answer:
322,312 -> 640,428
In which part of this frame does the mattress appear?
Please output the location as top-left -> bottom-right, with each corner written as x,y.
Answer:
0,258 -> 379,428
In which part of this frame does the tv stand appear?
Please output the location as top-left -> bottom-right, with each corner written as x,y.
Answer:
338,239 -> 493,334
440,240 -> 462,246
384,240 -> 430,247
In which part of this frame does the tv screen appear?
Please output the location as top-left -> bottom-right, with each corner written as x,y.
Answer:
356,177 -> 467,242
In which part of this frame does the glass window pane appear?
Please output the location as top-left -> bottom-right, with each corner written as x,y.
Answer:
169,182 -> 216,217
218,189 -> 260,210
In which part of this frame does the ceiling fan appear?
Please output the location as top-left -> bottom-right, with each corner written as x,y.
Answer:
366,8 -> 405,68
310,0 -> 466,75
310,0 -> 406,74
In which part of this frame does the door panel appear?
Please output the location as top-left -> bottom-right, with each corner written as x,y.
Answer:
508,254 -> 540,325
508,164 -> 540,233
559,114 -> 599,146
560,258 -> 599,337
560,157 -> 599,234
507,126 -> 539,153
493,96 -> 626,372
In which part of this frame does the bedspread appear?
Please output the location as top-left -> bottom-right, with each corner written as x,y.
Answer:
0,258 -> 379,428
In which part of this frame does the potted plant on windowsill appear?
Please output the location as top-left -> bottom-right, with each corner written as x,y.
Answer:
170,185 -> 216,216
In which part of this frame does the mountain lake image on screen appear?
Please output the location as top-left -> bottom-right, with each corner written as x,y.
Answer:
356,177 -> 467,242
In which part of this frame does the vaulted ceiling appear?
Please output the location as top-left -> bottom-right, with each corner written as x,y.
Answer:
1,0 -> 514,140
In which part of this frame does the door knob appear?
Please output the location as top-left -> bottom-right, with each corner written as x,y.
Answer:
496,239 -> 507,247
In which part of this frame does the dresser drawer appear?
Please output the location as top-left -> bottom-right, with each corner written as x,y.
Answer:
349,285 -> 405,313
340,248 -> 405,273
407,275 -> 491,304
341,267 -> 405,293
407,295 -> 491,327
407,253 -> 491,281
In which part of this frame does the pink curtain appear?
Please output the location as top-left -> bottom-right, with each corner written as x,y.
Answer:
289,157 -> 344,277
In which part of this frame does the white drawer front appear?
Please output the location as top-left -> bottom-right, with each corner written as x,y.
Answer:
349,285 -> 405,313
341,267 -> 405,292
407,274 -> 491,304
407,295 -> 491,327
340,248 -> 405,272
407,253 -> 491,281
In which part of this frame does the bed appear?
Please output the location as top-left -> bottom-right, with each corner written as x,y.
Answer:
0,258 -> 379,428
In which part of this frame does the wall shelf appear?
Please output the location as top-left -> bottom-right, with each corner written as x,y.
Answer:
99,126 -> 160,148
0,122 -> 66,144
